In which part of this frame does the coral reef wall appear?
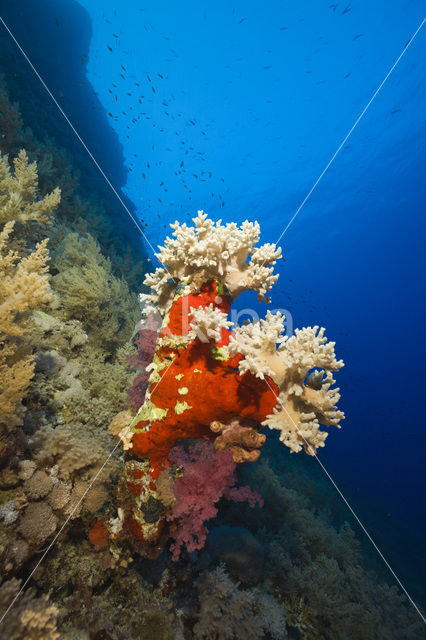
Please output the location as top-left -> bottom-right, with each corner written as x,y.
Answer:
0,22 -> 423,640
0,0 -> 145,253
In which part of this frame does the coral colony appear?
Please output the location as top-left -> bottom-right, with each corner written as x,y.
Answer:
93,212 -> 345,558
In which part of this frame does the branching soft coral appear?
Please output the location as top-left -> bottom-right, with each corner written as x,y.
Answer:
52,232 -> 139,350
0,149 -> 60,229
140,210 -> 282,315
167,440 -> 262,560
0,221 -> 51,432
194,565 -> 287,640
229,313 -> 344,455
189,303 -> 233,342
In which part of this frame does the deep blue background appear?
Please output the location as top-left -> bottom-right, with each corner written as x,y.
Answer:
1,0 -> 425,603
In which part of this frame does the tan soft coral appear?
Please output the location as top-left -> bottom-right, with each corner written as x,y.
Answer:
0,146 -> 60,434
52,232 -> 139,350
0,150 -> 60,229
0,221 -> 51,431
229,313 -> 344,455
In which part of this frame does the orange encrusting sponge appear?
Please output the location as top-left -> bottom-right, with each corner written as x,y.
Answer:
131,281 -> 278,475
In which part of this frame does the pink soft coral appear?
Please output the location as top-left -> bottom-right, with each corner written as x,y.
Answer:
127,314 -> 160,408
167,440 -> 262,560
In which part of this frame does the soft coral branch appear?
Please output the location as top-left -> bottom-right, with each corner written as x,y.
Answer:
167,440 -> 262,560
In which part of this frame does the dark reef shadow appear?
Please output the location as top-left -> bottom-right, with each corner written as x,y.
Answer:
0,0 -> 144,252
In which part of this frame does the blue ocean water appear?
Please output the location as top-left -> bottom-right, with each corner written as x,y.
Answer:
1,0 -> 425,631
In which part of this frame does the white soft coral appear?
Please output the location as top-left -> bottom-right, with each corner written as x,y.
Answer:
139,211 -> 282,316
228,311 -> 287,379
188,304 -> 233,343
230,315 -> 345,455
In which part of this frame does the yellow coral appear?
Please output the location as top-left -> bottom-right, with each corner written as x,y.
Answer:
0,221 -> 51,429
0,149 -> 60,228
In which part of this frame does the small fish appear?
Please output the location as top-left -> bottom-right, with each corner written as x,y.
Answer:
352,33 -> 363,41
239,17 -> 247,24
280,26 -> 288,30
107,45 -> 112,52
120,74 -> 125,79
391,109 -> 401,114
189,119 -> 196,125
152,87 -> 156,93
113,33 -> 119,38
108,112 -> 113,117
344,72 -> 351,78
121,65 -> 126,71
158,73 -> 164,79
342,3 -> 351,14
329,3 -> 338,10
55,17 -> 60,27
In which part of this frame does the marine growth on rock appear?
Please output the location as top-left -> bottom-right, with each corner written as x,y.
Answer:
101,212 -> 345,558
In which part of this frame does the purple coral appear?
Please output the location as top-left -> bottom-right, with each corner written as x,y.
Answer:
167,440 -> 263,561
127,314 -> 159,408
